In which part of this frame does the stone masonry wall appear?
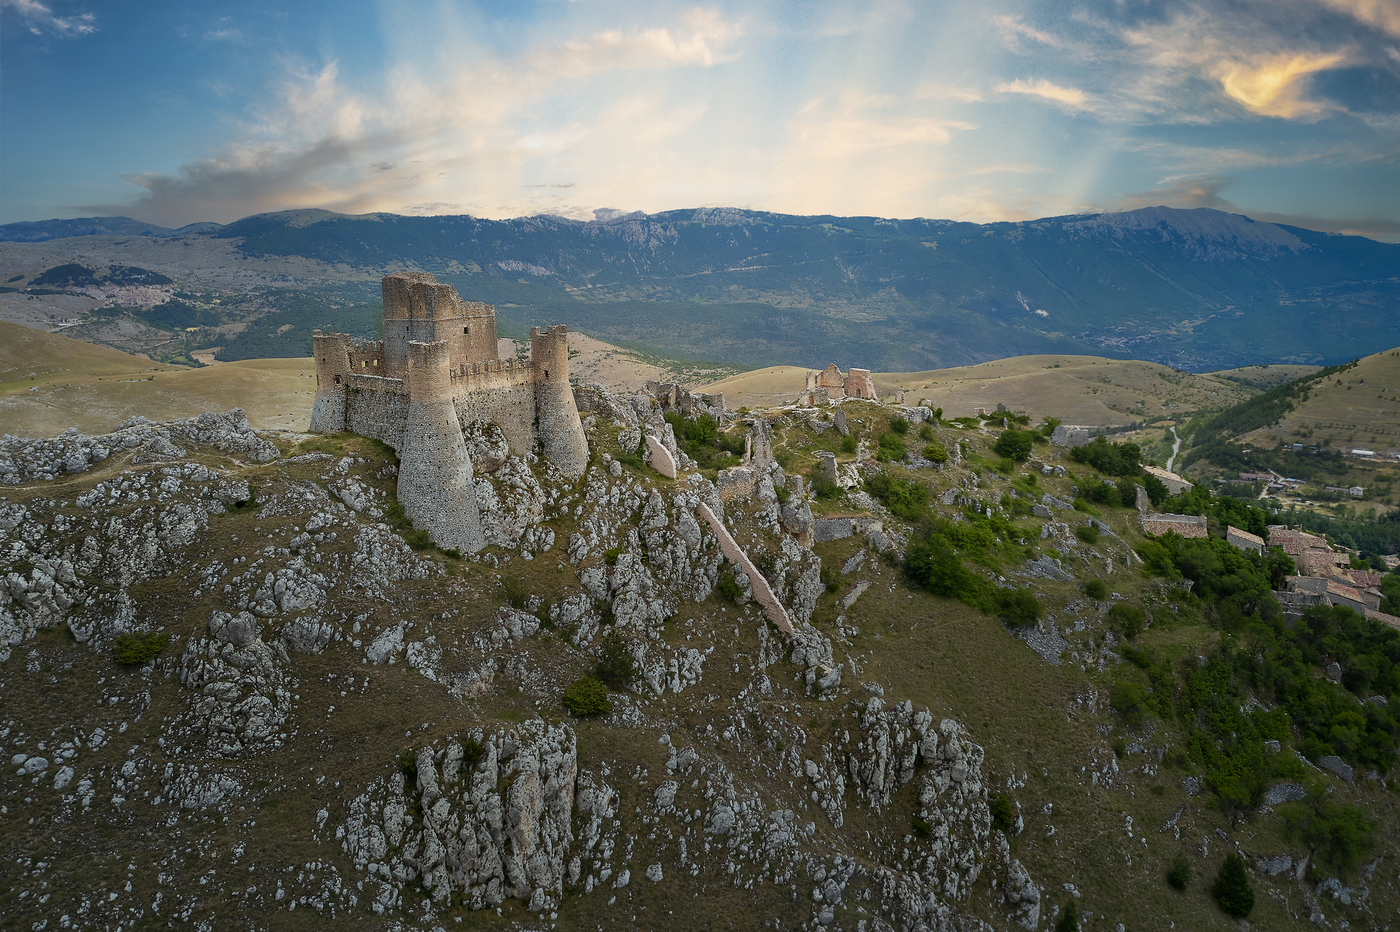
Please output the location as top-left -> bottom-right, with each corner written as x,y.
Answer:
696,502 -> 794,637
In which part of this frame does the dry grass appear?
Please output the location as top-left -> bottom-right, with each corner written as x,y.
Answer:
0,321 -> 317,435
1240,346 -> 1400,453
703,356 -> 1258,426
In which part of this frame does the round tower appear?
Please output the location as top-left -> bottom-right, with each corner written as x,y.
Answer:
309,330 -> 352,433
531,325 -> 588,478
397,340 -> 485,553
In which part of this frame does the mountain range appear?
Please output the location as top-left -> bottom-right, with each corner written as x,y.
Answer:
2,206 -> 1397,373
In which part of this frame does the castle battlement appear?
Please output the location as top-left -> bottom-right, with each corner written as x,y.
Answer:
310,273 -> 589,553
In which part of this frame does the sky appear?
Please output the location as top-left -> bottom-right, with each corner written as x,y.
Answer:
2,0 -> 1399,240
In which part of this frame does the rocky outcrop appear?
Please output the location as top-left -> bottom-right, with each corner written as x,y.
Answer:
340,721 -> 577,911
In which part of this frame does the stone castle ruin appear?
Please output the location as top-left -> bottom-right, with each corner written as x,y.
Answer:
309,272 -> 588,554
802,363 -> 877,405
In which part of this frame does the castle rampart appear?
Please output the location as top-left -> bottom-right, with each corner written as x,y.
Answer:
311,273 -> 589,552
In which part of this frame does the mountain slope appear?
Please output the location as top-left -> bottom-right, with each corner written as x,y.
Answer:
4,206 -> 1396,373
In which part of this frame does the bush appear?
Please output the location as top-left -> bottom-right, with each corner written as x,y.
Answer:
1107,603 -> 1145,640
890,417 -> 910,434
462,737 -> 486,770
715,567 -> 743,603
989,794 -> 1015,833
1111,681 -> 1153,726
911,816 -> 932,838
1211,853 -> 1255,918
1167,852 -> 1191,890
1075,524 -> 1100,545
876,431 -> 907,462
995,588 -> 1042,627
595,634 -> 638,688
562,676 -> 613,717
112,632 -> 168,665
919,424 -> 934,441
865,473 -> 931,521
1084,579 -> 1107,600
922,442 -> 948,463
992,429 -> 1035,462
1281,796 -> 1378,876
812,476 -> 842,500
841,434 -> 857,454
1055,900 -> 1079,932
821,562 -> 841,593
501,574 -> 530,609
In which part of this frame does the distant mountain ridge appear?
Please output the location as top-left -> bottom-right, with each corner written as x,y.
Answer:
4,205 -> 1397,372
0,216 -> 221,242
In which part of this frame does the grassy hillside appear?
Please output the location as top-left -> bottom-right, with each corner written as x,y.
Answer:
705,355 -> 1257,426
1237,347 -> 1400,452
0,321 -> 314,436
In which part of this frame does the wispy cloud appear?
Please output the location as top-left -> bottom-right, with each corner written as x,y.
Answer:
996,77 -> 1094,110
1312,0 -> 1400,39
1210,50 -> 1350,118
0,0 -> 94,37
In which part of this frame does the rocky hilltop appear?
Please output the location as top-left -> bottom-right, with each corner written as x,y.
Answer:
1,392 -> 1394,930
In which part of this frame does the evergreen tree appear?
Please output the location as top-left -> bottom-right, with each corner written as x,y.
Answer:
1211,853 -> 1255,918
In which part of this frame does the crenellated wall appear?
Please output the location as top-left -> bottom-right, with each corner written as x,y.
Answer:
309,275 -> 589,553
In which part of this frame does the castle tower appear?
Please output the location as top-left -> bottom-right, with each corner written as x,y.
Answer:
382,272 -> 498,377
309,330 -> 352,433
397,340 -> 485,553
530,325 -> 588,478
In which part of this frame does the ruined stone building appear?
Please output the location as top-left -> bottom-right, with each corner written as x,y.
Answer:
310,272 -> 587,554
805,364 -> 877,402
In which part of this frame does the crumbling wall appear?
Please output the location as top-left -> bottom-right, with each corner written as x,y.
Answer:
695,502 -> 793,637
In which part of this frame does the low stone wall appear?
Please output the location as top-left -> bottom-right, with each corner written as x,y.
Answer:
813,516 -> 884,544
695,503 -> 793,637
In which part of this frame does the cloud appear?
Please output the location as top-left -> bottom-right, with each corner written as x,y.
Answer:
80,11 -> 749,226
992,14 -> 1066,51
0,0 -> 94,36
996,78 -> 1093,110
1210,50 -> 1351,118
1312,0 -> 1400,39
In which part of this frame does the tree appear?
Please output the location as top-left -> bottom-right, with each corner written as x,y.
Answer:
1166,852 -> 1191,890
1055,900 -> 1080,932
595,633 -> 638,688
1211,853 -> 1255,918
993,428 -> 1034,462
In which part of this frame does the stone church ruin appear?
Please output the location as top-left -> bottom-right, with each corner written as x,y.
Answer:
309,272 -> 588,554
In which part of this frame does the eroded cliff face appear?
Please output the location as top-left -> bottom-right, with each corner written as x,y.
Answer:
19,392 -> 1264,932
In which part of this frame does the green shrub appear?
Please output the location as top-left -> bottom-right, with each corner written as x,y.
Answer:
1072,497 -> 1092,513
820,562 -> 841,593
841,434 -> 857,454
603,546 -> 624,566
989,794 -> 1015,833
1075,524 -> 1100,545
992,429 -> 1035,462
890,417 -> 910,434
399,749 -> 419,784
1167,852 -> 1191,890
876,431 -> 907,462
865,473 -> 930,521
461,737 -> 486,770
1280,795 -> 1378,876
1055,900 -> 1079,932
595,634 -> 638,689
911,816 -> 932,838
562,676 -> 612,717
1108,603 -> 1146,639
922,442 -> 948,463
501,574 -> 530,609
812,476 -> 842,500
1111,681 -> 1152,726
1211,853 -> 1255,918
112,632 -> 168,665
1084,579 -> 1107,600
1112,738 -> 1127,759
919,424 -> 934,441
995,588 -> 1042,627
715,567 -> 743,603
